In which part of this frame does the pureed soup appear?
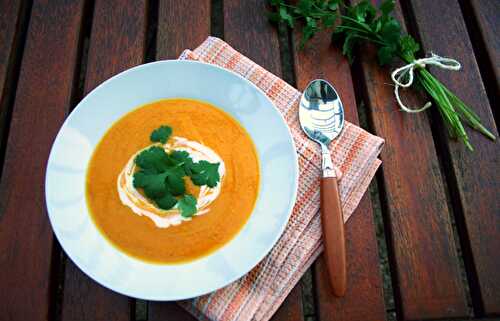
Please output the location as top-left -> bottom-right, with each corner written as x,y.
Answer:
86,99 -> 260,263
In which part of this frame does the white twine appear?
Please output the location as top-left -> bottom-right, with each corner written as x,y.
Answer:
391,53 -> 461,113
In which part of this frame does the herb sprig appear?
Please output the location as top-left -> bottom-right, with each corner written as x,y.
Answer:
268,0 -> 341,48
268,0 -> 495,150
132,126 -> 220,217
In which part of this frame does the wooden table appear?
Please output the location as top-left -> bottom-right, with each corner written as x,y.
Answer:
0,1 -> 498,320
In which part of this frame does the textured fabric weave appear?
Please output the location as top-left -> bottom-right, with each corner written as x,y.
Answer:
177,37 -> 384,321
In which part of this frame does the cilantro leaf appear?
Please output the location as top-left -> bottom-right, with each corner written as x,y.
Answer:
164,166 -> 186,196
169,150 -> 195,176
349,1 -> 376,23
155,192 -> 177,210
178,195 -> 197,218
169,150 -> 190,162
150,125 -> 172,144
135,146 -> 170,173
329,0 -> 404,65
399,35 -> 420,61
296,0 -> 312,15
279,7 -> 294,28
189,161 -> 220,188
379,18 -> 401,46
133,171 -> 168,199
300,17 -> 319,48
269,0 -> 284,6
328,1 -> 339,11
268,0 -> 340,49
322,14 -> 336,28
377,45 -> 397,65
341,33 -> 358,63
379,0 -> 395,16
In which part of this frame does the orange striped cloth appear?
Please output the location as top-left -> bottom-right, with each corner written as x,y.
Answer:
178,37 -> 384,321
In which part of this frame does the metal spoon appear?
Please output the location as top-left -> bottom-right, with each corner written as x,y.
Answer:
299,79 -> 346,296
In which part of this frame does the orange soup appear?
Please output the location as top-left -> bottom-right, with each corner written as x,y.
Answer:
86,99 -> 260,263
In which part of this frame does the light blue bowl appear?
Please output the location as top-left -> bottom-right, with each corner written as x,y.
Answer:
45,60 -> 298,300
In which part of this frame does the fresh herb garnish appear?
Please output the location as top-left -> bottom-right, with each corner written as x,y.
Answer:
267,0 -> 340,48
178,195 -> 197,218
135,146 -> 170,173
133,170 -> 170,199
155,193 -> 178,211
190,161 -> 220,188
268,0 -> 495,150
150,125 -> 172,144
169,150 -> 195,176
132,126 -> 221,217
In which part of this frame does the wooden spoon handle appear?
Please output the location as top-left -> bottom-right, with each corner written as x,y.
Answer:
320,176 -> 346,296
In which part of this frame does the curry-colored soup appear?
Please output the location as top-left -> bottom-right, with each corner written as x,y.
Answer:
86,99 -> 260,263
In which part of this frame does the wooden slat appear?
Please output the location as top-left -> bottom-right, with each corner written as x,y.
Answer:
315,199 -> 386,321
293,30 -> 386,321
469,0 -> 500,94
224,0 -> 282,76
149,1 -> 211,320
0,0 -> 25,153
409,0 -> 500,315
354,1 -> 469,319
0,0 -> 23,96
0,1 -> 85,320
223,1 -> 303,320
271,284 -> 304,321
156,0 -> 211,60
149,302 -> 197,321
60,0 -> 147,320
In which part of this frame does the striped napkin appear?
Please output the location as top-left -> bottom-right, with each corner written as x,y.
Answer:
178,37 -> 384,321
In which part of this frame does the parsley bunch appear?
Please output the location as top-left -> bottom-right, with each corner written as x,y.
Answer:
269,0 -> 495,150
268,0 -> 341,47
132,126 -> 220,218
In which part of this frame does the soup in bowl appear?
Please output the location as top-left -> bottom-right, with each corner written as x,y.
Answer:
87,99 -> 260,263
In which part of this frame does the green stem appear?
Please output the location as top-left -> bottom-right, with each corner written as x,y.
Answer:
335,25 -> 377,36
350,34 -> 386,46
339,15 -> 372,32
339,15 -> 386,43
417,69 -> 473,150
311,2 -> 330,12
419,69 -> 496,141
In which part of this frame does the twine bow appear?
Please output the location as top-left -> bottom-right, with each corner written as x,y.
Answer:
391,53 -> 461,113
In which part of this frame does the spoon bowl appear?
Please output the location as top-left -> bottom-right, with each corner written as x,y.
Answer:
299,79 -> 344,146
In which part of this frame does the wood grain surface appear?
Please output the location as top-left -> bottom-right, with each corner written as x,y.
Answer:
0,1 -> 85,320
0,0 -> 23,104
469,0 -> 500,96
293,29 -> 386,321
224,0 -> 282,76
0,0 -> 26,166
271,284 -> 304,321
409,0 -> 500,315
149,302 -> 197,321
156,0 -> 211,60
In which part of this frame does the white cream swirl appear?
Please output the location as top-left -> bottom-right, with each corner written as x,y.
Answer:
117,136 -> 225,228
